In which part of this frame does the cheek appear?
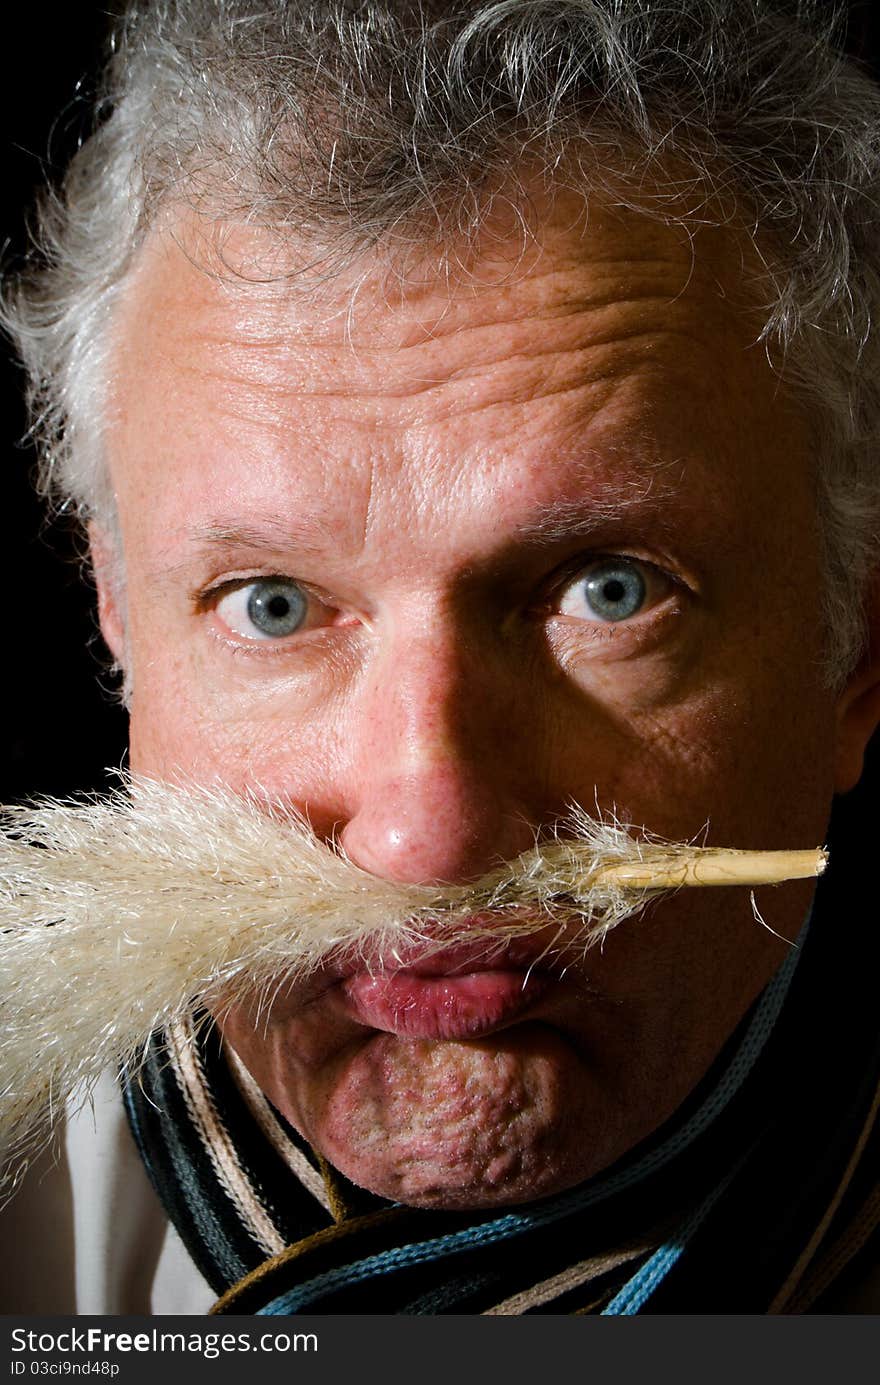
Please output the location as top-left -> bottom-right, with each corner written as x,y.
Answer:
637,714 -> 830,854
123,606 -> 350,791
586,628 -> 835,842
128,689 -> 349,802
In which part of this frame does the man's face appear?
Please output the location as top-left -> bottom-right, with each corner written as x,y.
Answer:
99,193 -> 843,1209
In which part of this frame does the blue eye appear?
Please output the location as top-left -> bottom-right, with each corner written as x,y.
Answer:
559,559 -> 647,623
216,577 -> 308,640
247,579 -> 307,636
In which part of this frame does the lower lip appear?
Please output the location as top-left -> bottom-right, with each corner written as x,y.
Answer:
340,968 -> 551,1040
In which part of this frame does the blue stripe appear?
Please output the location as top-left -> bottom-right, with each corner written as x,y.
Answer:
601,1156 -> 745,1314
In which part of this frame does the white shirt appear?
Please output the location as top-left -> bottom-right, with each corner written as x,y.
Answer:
0,1071 -> 214,1315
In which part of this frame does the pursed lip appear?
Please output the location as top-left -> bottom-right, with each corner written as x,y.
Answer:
333,923 -> 565,1040
339,967 -> 552,1040
223,915 -> 577,1037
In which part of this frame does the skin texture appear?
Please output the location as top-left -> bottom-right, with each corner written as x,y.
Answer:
93,191 -> 880,1209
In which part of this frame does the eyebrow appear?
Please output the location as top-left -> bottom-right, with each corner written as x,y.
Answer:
147,519 -> 340,588
148,452 -> 687,587
191,520 -> 336,555
512,463 -> 680,546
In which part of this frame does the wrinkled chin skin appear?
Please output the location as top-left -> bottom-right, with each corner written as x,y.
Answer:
221,1016 -> 618,1210
306,1029 -> 592,1208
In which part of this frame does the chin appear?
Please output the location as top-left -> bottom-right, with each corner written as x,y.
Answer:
270,1026 -> 626,1210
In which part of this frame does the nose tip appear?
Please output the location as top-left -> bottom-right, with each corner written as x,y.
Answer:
338,767 -> 533,886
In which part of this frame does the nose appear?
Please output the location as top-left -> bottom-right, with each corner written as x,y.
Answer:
337,622 -> 539,884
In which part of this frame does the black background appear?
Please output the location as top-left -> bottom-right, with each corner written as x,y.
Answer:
1,2 -> 878,851
3,5 -> 128,803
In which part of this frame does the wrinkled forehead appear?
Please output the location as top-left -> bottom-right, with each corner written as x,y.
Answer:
112,178 -> 772,384
105,185 -> 814,565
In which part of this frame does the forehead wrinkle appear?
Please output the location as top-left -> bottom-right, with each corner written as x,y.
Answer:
133,223 -> 732,393
162,329 -> 705,454
179,296 -> 719,399
363,259 -> 706,350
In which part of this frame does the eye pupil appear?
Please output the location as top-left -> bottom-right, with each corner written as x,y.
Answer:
582,561 -> 646,622
246,579 -> 307,636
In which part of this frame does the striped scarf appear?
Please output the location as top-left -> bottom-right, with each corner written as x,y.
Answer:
123,834 -> 880,1315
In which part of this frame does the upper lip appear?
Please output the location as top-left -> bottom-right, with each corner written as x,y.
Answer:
223,915 -> 580,1028
329,917 -> 571,981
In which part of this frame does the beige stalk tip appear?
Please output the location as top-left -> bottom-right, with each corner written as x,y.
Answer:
592,846 -> 829,891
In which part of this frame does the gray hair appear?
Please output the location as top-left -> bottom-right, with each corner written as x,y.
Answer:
4,0 -> 880,684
